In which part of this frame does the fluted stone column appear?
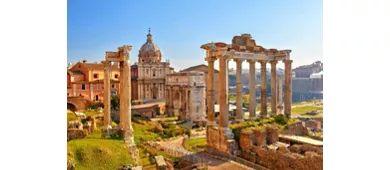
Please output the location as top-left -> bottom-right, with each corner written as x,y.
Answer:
206,57 -> 217,126
283,60 -> 293,118
234,59 -> 244,122
259,60 -> 267,118
119,61 -> 125,129
103,61 -> 112,129
248,60 -> 256,120
219,55 -> 232,137
277,75 -> 283,114
270,61 -> 277,116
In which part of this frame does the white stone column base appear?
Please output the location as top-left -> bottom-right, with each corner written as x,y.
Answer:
220,127 -> 233,139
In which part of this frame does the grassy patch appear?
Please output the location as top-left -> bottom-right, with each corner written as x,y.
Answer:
67,112 -> 78,123
132,121 -> 161,144
292,106 -> 323,115
82,110 -> 102,117
184,138 -> 207,153
68,134 -> 135,170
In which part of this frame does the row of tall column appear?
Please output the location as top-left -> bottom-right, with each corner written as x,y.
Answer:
206,57 -> 293,129
103,58 -> 133,133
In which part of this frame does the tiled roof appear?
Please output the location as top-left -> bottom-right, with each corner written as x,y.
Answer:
71,62 -> 120,70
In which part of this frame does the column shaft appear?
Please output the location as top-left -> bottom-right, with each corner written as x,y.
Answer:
277,75 -> 283,114
119,61 -> 125,129
206,58 -> 216,126
270,61 -> 277,116
284,60 -> 293,118
260,60 -> 267,118
103,61 -> 111,129
122,59 -> 132,132
234,59 -> 243,122
219,56 -> 228,129
248,60 -> 256,119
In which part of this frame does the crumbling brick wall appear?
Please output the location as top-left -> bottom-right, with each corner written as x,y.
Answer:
284,122 -> 309,136
305,120 -> 321,131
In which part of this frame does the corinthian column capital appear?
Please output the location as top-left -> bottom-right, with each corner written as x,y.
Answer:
283,60 -> 293,64
270,60 -> 278,65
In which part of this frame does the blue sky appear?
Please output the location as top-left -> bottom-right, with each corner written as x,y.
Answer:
68,0 -> 322,70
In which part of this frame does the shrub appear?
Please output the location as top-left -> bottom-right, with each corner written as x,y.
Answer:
274,115 -> 289,125
87,102 -> 104,110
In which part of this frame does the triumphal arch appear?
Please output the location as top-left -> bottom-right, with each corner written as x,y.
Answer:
201,34 -> 293,154
101,45 -> 138,162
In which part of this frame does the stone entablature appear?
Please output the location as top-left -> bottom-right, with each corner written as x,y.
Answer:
166,71 -> 205,87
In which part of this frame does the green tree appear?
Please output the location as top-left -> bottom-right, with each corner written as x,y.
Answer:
111,94 -> 120,111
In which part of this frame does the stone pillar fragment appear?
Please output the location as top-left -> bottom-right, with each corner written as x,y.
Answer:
259,60 -> 267,118
119,61 -> 125,129
206,57 -> 217,126
277,75 -> 284,114
248,60 -> 256,120
219,55 -> 232,138
270,61 -> 277,116
234,59 -> 244,122
283,60 -> 293,118
103,61 -> 112,130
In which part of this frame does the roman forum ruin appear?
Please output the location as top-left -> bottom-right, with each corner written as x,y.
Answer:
201,34 -> 293,154
101,45 -> 139,162
165,71 -> 206,122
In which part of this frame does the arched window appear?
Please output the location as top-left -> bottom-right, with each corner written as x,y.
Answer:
153,69 -> 156,77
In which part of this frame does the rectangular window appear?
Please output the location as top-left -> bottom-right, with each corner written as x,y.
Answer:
115,74 -> 119,79
81,84 -> 86,90
93,74 -> 98,79
112,84 -> 115,88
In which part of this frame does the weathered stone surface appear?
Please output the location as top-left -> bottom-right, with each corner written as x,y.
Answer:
254,128 -> 266,146
155,155 -> 167,170
300,144 -> 323,155
239,131 -> 253,150
266,126 -> 279,144
305,120 -> 321,131
67,128 -> 88,141
277,146 -> 290,154
251,146 -> 323,170
284,122 -> 309,136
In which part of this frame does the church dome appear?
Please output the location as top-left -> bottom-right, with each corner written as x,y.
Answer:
138,29 -> 162,64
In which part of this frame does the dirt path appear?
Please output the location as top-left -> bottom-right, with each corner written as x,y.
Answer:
159,136 -> 253,170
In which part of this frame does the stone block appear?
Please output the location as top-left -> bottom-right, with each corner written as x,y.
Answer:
254,128 -> 266,146
266,126 -> 279,144
305,120 -> 321,131
67,128 -> 87,141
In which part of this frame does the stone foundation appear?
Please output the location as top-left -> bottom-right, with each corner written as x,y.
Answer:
245,145 -> 323,170
284,122 -> 310,136
239,125 -> 279,150
206,126 -> 238,154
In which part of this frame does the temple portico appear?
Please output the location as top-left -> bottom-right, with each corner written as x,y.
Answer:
201,34 -> 293,155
